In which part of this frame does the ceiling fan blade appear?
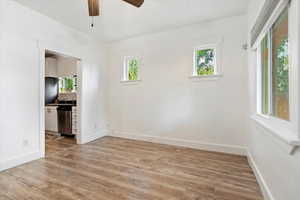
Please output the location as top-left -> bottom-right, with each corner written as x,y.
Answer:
122,0 -> 144,8
88,0 -> 100,16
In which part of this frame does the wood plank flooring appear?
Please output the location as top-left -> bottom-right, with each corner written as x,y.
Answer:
45,134 -> 76,155
0,136 -> 263,200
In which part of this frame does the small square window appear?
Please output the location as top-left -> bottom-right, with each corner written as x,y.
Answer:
193,47 -> 217,76
123,57 -> 140,81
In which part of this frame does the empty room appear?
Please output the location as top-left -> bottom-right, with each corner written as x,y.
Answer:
0,0 -> 299,200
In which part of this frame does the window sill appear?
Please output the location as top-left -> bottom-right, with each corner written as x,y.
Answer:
251,114 -> 300,154
120,80 -> 141,85
189,74 -> 223,81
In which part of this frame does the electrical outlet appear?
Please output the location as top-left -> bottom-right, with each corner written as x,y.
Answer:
23,140 -> 29,147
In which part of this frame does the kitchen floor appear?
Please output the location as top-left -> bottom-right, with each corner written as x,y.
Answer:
0,136 -> 263,200
45,133 -> 76,156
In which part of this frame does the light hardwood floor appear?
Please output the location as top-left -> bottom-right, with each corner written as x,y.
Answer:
0,136 -> 263,200
45,134 -> 76,155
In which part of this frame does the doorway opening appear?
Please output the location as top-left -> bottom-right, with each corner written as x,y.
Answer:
44,50 -> 81,156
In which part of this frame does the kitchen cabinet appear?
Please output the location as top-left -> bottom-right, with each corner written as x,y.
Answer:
72,106 -> 78,135
57,57 -> 78,77
45,106 -> 58,133
45,57 -> 57,77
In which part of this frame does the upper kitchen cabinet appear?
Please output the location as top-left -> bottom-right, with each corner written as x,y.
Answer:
57,57 -> 78,77
45,57 -> 58,77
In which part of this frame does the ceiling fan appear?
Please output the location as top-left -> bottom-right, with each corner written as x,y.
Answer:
88,0 -> 144,26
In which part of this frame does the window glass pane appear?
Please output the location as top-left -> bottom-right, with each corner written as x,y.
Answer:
271,7 -> 289,120
128,58 -> 139,81
195,49 -> 215,76
261,35 -> 269,115
59,77 -> 76,93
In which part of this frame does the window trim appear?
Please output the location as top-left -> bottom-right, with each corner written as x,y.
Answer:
122,56 -> 141,83
191,43 -> 221,79
251,0 -> 290,50
256,32 -> 274,118
253,1 -> 300,151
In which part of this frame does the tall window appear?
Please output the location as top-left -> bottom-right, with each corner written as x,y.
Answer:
123,57 -> 139,81
258,7 -> 289,121
193,46 -> 217,76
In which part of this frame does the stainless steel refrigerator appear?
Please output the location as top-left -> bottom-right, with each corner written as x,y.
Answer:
45,77 -> 58,105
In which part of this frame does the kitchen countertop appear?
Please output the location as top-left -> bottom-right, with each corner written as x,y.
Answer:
46,104 -> 76,106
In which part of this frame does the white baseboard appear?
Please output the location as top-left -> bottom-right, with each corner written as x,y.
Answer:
0,151 -> 41,172
247,151 -> 274,200
109,131 -> 247,156
80,129 -> 108,144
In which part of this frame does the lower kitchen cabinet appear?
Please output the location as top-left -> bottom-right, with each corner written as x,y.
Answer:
72,106 -> 78,135
45,106 -> 58,133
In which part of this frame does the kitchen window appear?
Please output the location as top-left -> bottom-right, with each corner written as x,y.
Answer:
59,76 -> 77,93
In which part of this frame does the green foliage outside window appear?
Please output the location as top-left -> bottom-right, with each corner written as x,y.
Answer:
195,49 -> 215,76
59,76 -> 77,93
271,6 -> 289,120
275,38 -> 289,94
128,58 -> 139,81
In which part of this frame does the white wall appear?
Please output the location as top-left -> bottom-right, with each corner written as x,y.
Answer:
107,15 -> 249,155
0,0 -> 108,171
0,0 -> 5,164
247,0 -> 300,200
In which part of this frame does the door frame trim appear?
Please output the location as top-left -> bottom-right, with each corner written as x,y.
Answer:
38,43 -> 83,158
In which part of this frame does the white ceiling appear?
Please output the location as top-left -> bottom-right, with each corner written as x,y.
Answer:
13,0 -> 250,42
